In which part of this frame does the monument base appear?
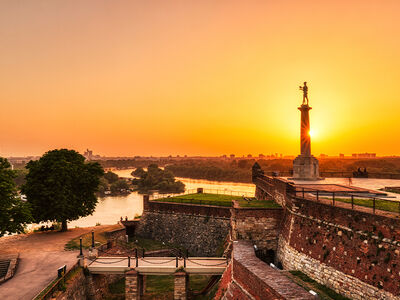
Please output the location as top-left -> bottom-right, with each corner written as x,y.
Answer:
290,155 -> 324,181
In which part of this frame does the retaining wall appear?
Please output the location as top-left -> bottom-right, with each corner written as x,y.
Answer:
216,240 -> 314,300
231,204 -> 283,250
254,174 -> 400,299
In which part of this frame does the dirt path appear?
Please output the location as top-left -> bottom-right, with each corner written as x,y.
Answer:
0,224 -> 121,300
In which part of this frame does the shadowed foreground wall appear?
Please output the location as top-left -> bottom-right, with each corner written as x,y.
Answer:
216,240 -> 313,300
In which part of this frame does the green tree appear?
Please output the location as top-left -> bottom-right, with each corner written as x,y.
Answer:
22,149 -> 104,231
110,179 -> 130,194
104,171 -> 119,184
0,158 -> 32,236
131,167 -> 146,178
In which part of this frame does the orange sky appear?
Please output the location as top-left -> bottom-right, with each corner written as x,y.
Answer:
1,0 -> 400,157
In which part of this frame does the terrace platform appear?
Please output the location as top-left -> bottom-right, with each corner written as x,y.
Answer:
294,183 -> 387,197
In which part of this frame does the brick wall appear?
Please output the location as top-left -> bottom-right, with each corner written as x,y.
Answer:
255,174 -> 400,299
217,240 -> 314,300
278,197 -> 400,299
231,205 -> 283,250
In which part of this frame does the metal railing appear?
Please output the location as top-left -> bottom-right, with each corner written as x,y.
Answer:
290,186 -> 400,216
33,261 -> 80,300
151,188 -> 254,200
88,247 -> 227,269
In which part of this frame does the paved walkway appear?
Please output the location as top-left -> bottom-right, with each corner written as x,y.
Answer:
0,225 -> 119,300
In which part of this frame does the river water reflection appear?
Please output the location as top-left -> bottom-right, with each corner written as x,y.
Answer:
68,169 -> 400,228
68,169 -> 256,228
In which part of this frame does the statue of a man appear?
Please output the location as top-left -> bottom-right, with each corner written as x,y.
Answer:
299,82 -> 309,105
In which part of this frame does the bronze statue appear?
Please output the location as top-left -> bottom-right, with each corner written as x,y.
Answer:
299,82 -> 309,105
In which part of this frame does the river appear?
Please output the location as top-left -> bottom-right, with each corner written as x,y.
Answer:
68,169 -> 400,228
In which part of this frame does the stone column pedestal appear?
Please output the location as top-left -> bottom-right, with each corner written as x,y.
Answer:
174,271 -> 188,300
292,154 -> 322,180
126,270 -> 141,300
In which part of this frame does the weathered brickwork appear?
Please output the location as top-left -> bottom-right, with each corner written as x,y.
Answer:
278,198 -> 400,297
253,174 -> 400,299
136,210 -> 230,256
218,241 -> 314,300
125,270 -> 139,300
56,269 -> 87,300
231,206 -> 283,250
278,238 -> 399,300
174,272 -> 188,300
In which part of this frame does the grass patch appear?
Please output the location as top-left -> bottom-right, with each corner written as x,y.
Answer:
289,271 -> 350,300
145,275 -> 174,293
65,227 -> 117,250
108,277 -> 125,294
323,197 -> 400,214
238,199 -> 281,208
189,275 -> 212,291
379,188 -> 400,194
127,237 -> 176,251
153,193 -> 242,207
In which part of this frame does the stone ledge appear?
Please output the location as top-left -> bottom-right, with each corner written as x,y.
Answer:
232,241 -> 313,300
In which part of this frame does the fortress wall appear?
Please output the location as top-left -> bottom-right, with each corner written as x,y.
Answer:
277,197 -> 400,299
231,206 -> 284,250
216,240 -> 314,300
254,176 -> 293,207
143,197 -> 231,218
136,198 -> 230,256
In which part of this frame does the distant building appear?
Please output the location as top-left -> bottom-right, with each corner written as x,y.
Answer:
259,154 -> 265,158
320,154 -> 328,158
352,153 -> 376,158
229,154 -> 235,159
339,153 -> 345,158
247,154 -> 252,158
84,149 -> 93,160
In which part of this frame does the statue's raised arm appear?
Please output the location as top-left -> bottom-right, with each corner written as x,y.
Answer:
299,82 -> 309,106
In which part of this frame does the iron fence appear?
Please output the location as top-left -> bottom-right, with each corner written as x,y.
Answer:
290,186 -> 400,216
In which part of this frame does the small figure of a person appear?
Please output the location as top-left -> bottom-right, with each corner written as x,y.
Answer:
348,177 -> 352,186
299,82 -> 309,105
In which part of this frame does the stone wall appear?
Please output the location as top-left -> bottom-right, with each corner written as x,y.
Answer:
56,268 -> 87,300
277,197 -> 400,299
231,204 -> 283,251
216,240 -> 314,300
136,209 -> 230,256
254,174 -> 400,299
55,268 -> 123,300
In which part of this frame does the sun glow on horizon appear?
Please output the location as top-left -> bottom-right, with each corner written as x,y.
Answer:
1,1 -> 400,157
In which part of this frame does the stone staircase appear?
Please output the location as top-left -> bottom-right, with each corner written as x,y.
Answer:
0,260 -> 10,280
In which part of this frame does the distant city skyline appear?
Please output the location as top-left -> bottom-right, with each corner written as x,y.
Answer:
1,1 -> 400,157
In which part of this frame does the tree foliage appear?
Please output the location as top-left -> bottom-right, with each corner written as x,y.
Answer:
22,149 -> 104,231
0,157 -> 32,236
131,167 -> 146,178
133,164 -> 185,193
104,171 -> 119,184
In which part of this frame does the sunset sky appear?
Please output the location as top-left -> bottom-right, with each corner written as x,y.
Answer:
1,0 -> 400,157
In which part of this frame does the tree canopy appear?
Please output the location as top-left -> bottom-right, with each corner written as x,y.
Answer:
104,171 -> 119,184
22,149 -> 104,231
0,157 -> 32,236
133,164 -> 185,193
